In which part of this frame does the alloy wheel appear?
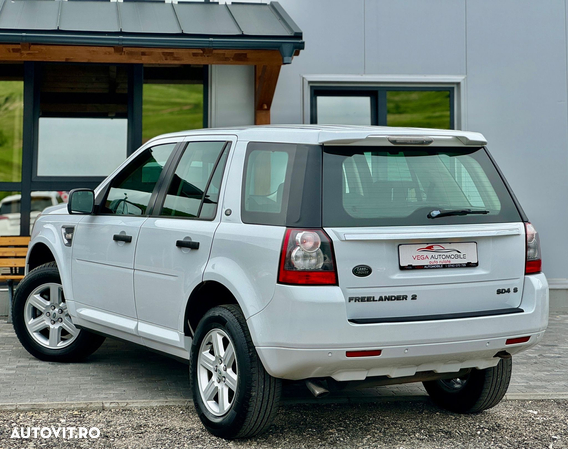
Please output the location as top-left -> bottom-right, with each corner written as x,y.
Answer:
197,328 -> 238,416
23,282 -> 79,349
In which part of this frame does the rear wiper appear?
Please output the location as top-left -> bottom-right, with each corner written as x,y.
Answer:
427,209 -> 490,219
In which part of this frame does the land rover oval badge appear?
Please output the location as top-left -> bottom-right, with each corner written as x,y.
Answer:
352,265 -> 372,277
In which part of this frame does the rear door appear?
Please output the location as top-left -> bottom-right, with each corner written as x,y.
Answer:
322,145 -> 526,323
133,136 -> 233,349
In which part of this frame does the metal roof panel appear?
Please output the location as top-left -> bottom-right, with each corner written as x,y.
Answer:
174,3 -> 241,36
0,1 -> 60,31
228,3 -> 291,36
59,2 -> 119,33
120,3 -> 181,35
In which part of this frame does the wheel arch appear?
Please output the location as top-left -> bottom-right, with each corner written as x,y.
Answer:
26,226 -> 74,303
27,242 -> 56,272
184,281 -> 239,338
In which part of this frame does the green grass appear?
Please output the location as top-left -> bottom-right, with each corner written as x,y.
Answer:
142,84 -> 203,143
387,91 -> 451,129
0,81 -> 23,182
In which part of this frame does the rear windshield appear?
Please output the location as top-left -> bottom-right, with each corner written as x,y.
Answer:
323,146 -> 521,227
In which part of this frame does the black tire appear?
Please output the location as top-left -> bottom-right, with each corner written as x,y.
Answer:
12,262 -> 105,362
190,305 -> 281,439
423,357 -> 512,413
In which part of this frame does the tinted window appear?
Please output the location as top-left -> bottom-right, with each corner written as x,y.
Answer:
241,142 -> 322,227
103,143 -> 176,215
160,141 -> 228,219
244,150 -> 289,215
323,146 -> 521,227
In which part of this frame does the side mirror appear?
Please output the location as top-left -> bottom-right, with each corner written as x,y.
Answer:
68,189 -> 95,215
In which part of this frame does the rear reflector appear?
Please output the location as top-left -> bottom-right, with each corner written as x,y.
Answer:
525,260 -> 542,274
346,349 -> 382,358
506,336 -> 531,345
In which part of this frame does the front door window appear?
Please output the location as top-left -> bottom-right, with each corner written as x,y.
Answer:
103,143 -> 176,215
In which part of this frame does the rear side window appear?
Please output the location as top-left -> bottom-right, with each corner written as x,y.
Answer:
323,146 -> 521,227
159,141 -> 229,219
242,142 -> 322,227
244,150 -> 289,215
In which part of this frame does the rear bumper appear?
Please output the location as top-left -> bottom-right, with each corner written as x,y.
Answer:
247,273 -> 548,381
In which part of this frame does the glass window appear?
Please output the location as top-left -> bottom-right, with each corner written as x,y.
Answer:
0,81 -> 23,182
323,146 -> 520,227
143,84 -> 203,143
312,87 -> 453,129
241,142 -> 322,227
143,66 -> 205,143
316,96 -> 372,125
387,91 -> 451,129
38,118 -> 128,177
0,191 -> 20,236
0,191 -> 65,236
160,141 -> 227,219
37,64 -> 129,178
244,150 -> 289,214
104,143 -> 176,215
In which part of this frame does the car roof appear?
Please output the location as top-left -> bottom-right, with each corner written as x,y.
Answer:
146,125 -> 487,147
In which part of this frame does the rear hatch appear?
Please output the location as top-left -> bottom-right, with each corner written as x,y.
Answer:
322,142 -> 526,323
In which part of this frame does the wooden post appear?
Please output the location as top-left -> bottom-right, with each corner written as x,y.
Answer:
255,64 -> 281,125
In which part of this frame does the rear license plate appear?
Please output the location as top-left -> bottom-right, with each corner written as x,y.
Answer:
399,242 -> 478,270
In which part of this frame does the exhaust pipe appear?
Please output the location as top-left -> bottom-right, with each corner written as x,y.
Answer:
305,380 -> 329,398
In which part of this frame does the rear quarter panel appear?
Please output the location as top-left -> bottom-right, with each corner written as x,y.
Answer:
203,140 -> 284,321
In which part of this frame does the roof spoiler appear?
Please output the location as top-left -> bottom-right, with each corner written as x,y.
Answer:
318,130 -> 487,147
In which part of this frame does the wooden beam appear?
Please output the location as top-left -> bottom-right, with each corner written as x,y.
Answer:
0,44 -> 283,66
254,64 -> 281,125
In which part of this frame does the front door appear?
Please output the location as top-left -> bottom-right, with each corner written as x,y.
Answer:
134,137 -> 233,351
71,142 -> 178,334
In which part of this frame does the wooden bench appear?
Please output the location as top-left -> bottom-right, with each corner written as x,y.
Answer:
0,236 -> 30,323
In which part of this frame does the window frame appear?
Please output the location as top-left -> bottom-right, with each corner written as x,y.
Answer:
303,75 -> 466,130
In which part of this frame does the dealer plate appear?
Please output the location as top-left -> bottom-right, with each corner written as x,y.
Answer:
399,242 -> 478,270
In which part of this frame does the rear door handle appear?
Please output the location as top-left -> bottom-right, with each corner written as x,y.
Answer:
176,240 -> 199,250
113,234 -> 132,243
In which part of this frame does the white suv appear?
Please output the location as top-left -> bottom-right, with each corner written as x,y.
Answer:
13,126 -> 548,439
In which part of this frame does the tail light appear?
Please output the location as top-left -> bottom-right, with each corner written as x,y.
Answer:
525,222 -> 541,274
0,216 -> 7,220
278,228 -> 337,285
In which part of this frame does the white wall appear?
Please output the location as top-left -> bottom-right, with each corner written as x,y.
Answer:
209,65 -> 255,128
270,0 -> 568,287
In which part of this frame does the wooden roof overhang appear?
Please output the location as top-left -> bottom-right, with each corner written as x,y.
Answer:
0,0 -> 304,124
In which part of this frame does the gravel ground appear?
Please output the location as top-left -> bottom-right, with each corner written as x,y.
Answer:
0,400 -> 566,449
